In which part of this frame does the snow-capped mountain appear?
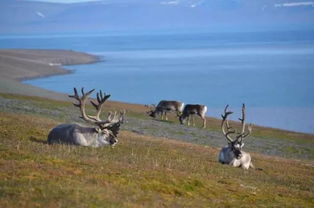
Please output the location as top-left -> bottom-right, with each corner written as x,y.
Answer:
0,0 -> 313,34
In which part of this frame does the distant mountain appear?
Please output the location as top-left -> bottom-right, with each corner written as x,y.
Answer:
0,0 -> 313,34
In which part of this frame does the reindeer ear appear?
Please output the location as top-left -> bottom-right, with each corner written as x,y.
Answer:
106,122 -> 121,138
119,110 -> 126,123
95,127 -> 101,133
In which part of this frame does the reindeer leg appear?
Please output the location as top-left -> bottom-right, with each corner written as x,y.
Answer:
249,162 -> 255,169
165,112 -> 168,121
187,116 -> 191,126
192,115 -> 195,126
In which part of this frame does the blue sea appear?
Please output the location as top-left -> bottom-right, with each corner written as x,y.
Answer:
1,31 -> 314,134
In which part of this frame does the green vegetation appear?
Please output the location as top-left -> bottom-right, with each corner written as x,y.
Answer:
0,93 -> 313,207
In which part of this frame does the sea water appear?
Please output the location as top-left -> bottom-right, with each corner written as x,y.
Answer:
1,31 -> 314,133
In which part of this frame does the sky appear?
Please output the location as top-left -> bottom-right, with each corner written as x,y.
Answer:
28,0 -> 101,3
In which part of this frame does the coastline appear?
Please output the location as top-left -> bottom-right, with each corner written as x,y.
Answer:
0,48 -> 147,111
0,49 -> 100,100
1,49 -> 313,136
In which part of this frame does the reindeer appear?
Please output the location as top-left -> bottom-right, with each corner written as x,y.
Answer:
147,100 -> 184,121
48,88 -> 125,147
219,104 -> 254,169
179,104 -> 207,128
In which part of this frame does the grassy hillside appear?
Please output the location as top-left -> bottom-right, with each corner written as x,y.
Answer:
0,93 -> 313,207
1,93 -> 313,160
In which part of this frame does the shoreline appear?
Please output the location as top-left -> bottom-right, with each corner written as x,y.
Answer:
0,49 -> 313,136
2,49 -> 101,81
0,48 -> 148,112
18,54 -> 105,82
0,49 -> 100,100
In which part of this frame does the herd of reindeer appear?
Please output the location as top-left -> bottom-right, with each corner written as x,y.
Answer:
48,88 -> 254,169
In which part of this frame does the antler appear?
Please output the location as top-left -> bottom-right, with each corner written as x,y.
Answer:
69,87 -> 98,124
107,110 -> 126,123
69,87 -> 124,128
221,104 -> 252,143
221,105 -> 236,143
237,104 -> 252,142
89,90 -> 111,121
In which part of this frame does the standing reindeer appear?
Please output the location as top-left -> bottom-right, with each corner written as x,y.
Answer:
219,104 -> 254,169
179,104 -> 207,128
147,100 -> 184,121
48,88 -> 125,147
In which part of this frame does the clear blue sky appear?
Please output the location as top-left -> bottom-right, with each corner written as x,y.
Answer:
28,0 -> 101,3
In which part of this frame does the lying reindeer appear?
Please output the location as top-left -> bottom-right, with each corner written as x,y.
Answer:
147,100 -> 184,121
218,104 -> 254,169
48,88 -> 125,147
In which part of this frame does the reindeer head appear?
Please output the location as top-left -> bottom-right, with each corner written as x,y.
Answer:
221,104 -> 252,159
69,88 -> 125,147
94,128 -> 115,146
148,111 -> 157,118
179,114 -> 186,124
145,104 -> 157,118
229,139 -> 244,159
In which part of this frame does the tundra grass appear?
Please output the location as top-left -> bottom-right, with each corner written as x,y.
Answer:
1,92 -> 313,141
0,93 -> 147,122
1,93 -> 314,161
0,111 -> 313,207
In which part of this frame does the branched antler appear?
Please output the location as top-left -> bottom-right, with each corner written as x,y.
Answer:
221,104 -> 252,143
69,87 -> 125,129
237,104 -> 253,142
69,87 -> 97,124
89,90 -> 111,121
221,105 -> 236,143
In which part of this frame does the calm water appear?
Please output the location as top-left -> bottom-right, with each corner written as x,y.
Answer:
1,31 -> 314,133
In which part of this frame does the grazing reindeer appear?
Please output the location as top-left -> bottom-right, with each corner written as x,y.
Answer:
219,104 -> 254,169
179,104 -> 207,128
48,88 -> 125,147
147,100 -> 184,121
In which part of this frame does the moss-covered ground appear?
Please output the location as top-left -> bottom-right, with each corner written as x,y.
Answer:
0,93 -> 313,207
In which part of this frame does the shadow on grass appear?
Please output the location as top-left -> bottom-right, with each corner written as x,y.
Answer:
29,136 -> 48,144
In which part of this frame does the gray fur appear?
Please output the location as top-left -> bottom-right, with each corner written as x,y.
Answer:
219,104 -> 254,169
179,104 -> 207,128
218,144 -> 253,170
148,100 -> 184,120
48,123 -> 117,147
